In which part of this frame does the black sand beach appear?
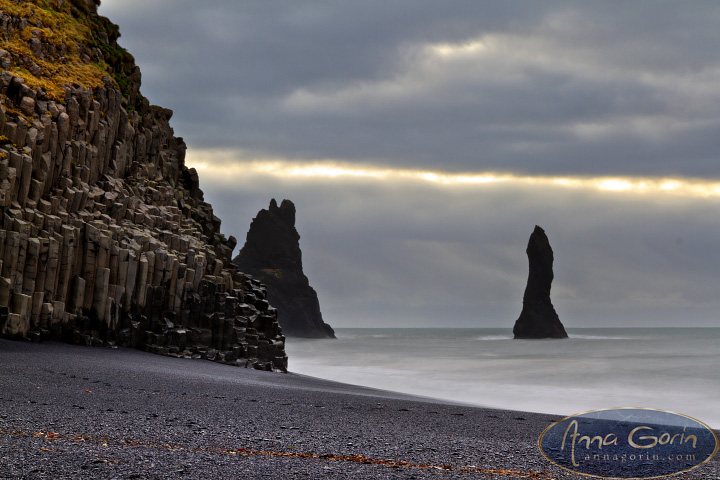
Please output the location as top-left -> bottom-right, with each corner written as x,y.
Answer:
1,340 -> 717,480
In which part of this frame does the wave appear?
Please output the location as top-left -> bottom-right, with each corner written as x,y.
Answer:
475,334 -> 635,341
475,335 -> 513,341
337,333 -> 392,340
569,334 -> 635,340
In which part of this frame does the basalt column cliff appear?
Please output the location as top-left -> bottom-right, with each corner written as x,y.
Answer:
0,0 -> 287,371
513,225 -> 568,339
234,199 -> 335,339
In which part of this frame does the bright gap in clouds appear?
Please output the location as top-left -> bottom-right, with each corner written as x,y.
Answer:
186,151 -> 720,198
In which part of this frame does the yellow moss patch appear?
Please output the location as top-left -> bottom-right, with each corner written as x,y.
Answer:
0,0 -> 114,100
1,0 -> 88,47
261,269 -> 284,279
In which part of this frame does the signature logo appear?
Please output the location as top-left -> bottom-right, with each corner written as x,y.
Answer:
539,408 -> 718,478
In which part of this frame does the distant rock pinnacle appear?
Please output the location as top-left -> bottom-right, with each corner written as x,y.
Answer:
233,199 -> 335,339
513,225 -> 568,339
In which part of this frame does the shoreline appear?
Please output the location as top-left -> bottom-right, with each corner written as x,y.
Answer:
1,340 -> 717,479
285,328 -> 720,430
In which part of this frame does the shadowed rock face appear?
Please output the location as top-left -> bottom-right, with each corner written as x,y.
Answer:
513,225 -> 568,339
234,199 -> 335,339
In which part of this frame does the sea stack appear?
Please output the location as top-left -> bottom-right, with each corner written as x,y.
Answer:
234,200 -> 336,339
513,225 -> 568,339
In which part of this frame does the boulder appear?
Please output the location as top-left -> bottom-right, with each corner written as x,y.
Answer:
513,225 -> 568,339
20,97 -> 35,116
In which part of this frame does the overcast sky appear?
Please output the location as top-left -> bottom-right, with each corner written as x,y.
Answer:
99,1 -> 720,328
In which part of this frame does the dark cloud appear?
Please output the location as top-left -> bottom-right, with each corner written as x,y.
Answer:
100,1 -> 720,176
103,1 -> 546,95
96,1 -> 720,328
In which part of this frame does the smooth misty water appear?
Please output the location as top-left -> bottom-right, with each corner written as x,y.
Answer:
285,328 -> 720,428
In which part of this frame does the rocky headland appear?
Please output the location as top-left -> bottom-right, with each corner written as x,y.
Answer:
234,199 -> 335,338
513,225 -> 568,339
0,0 -> 287,371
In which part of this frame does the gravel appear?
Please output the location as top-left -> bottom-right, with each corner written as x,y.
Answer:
0,339 -> 717,479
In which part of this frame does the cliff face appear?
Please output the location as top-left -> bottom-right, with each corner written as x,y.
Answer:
234,199 -> 335,339
513,225 -> 568,339
0,0 -> 287,371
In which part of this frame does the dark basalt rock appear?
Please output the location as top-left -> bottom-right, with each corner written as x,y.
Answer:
0,3 -> 288,372
513,225 -> 568,339
233,199 -> 335,339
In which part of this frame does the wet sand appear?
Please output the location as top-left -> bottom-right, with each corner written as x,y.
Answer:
0,339 -> 717,479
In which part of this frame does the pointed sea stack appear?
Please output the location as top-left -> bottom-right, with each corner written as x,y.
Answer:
513,226 -> 568,339
233,199 -> 336,339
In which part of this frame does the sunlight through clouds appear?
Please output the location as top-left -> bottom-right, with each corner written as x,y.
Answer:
187,151 -> 720,198
429,39 -> 491,58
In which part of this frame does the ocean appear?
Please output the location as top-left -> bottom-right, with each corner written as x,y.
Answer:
284,328 -> 720,429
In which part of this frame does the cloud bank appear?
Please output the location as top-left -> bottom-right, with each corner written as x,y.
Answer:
98,1 -> 720,327
101,1 -> 720,176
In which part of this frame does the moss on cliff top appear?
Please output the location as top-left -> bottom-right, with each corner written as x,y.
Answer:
0,0 -> 136,101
